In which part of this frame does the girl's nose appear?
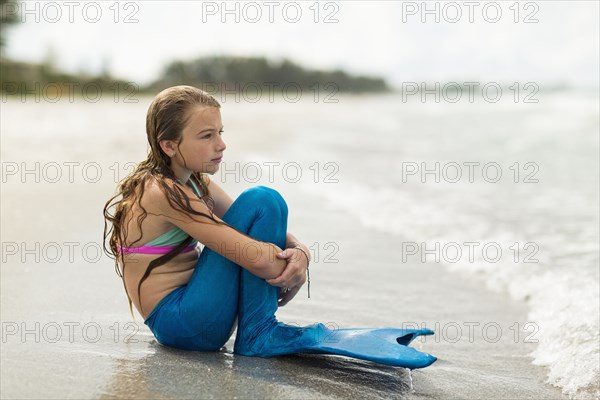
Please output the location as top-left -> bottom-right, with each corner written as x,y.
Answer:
217,136 -> 227,152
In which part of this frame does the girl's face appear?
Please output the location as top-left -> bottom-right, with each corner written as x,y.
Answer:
170,106 -> 226,177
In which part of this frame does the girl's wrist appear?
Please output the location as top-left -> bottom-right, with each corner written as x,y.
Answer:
285,240 -> 300,249
293,246 -> 311,299
284,240 -> 311,298
294,246 -> 311,264
287,242 -> 310,262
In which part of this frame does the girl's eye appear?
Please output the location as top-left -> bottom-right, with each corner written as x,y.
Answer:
201,131 -> 223,139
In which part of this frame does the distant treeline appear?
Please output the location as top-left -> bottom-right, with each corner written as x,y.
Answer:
0,56 -> 390,97
0,59 -> 133,96
148,56 -> 389,93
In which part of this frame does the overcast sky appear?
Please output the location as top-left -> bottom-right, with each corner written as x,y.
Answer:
3,0 -> 599,89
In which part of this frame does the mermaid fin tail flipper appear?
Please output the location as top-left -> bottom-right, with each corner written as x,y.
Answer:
305,326 -> 437,369
234,322 -> 437,369
333,327 -> 435,346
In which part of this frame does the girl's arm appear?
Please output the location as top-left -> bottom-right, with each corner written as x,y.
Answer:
207,178 -> 308,257
147,180 -> 287,279
207,178 -> 310,293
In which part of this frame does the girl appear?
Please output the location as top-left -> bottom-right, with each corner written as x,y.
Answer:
103,85 -> 436,368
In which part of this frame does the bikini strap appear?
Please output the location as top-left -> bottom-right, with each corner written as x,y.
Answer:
188,177 -> 202,197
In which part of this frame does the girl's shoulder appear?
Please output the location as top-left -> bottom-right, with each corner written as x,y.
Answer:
141,175 -> 207,214
140,175 -> 170,199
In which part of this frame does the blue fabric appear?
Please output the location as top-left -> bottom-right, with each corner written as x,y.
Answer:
144,186 -> 437,369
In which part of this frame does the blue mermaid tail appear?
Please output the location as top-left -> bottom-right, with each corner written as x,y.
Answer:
234,322 -> 437,369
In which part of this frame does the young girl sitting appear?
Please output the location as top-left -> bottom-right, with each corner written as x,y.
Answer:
103,85 -> 436,368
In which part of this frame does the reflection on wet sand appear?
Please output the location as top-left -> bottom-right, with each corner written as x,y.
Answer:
103,335 -> 414,399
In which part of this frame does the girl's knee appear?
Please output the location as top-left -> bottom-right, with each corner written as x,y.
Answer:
242,186 -> 288,214
243,185 -> 281,198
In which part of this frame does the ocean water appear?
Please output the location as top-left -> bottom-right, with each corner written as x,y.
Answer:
280,90 -> 599,399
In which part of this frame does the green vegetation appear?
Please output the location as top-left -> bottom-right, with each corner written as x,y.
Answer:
1,55 -> 389,97
0,58 -> 134,99
149,56 -> 389,93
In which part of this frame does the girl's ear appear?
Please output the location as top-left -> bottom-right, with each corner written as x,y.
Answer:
159,140 -> 177,157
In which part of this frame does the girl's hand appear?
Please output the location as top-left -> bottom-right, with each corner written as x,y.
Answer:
266,247 -> 308,290
277,285 -> 301,307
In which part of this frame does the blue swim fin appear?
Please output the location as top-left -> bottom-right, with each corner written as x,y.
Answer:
234,322 -> 437,369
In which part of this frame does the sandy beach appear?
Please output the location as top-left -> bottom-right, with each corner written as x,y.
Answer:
1,93 -> 596,399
